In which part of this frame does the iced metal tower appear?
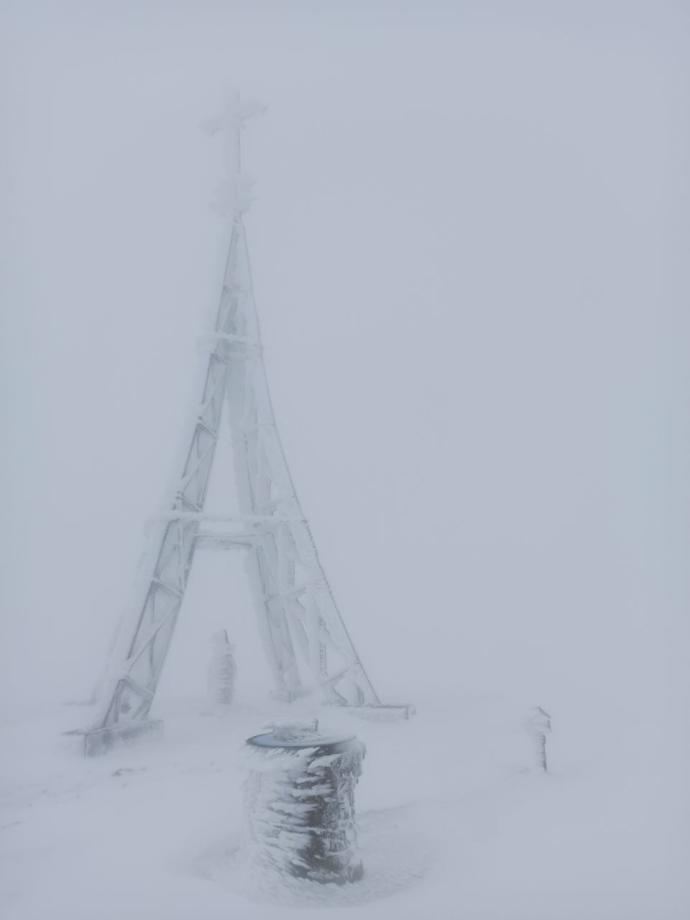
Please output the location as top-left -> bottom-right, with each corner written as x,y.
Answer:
83,102 -> 400,755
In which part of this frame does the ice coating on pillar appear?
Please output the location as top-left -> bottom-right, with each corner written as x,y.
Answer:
243,723 -> 365,884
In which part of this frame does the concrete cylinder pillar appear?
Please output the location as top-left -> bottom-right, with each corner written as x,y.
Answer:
244,722 -> 365,884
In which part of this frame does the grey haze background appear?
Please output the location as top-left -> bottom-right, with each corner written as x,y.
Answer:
1,1 -> 689,765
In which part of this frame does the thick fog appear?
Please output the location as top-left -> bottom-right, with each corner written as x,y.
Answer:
2,2 -> 689,769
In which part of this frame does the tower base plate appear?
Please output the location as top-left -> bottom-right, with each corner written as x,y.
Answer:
80,719 -> 164,756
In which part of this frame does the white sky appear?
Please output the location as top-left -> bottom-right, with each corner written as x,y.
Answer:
1,2 -> 689,767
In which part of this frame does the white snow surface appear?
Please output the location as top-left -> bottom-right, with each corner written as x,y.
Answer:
2,4 -> 689,918
1,693 -> 688,920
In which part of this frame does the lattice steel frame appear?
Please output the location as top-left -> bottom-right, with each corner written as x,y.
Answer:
84,108 -> 386,752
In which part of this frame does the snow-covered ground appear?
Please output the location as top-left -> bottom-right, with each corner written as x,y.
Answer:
2,4 -> 689,918
2,692 -> 687,920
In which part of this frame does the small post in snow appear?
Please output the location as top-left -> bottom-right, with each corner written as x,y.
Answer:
524,706 -> 552,773
207,629 -> 236,706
